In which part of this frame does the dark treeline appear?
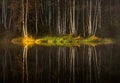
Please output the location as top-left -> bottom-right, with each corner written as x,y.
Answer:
0,0 -> 120,38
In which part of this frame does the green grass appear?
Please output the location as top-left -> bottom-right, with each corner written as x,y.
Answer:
11,35 -> 113,47
35,35 -> 113,46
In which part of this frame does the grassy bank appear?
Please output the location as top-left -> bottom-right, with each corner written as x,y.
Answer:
11,35 -> 113,47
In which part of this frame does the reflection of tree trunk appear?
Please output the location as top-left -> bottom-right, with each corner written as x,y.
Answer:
23,46 -> 28,82
35,48 -> 38,82
70,47 -> 75,83
88,46 -> 92,82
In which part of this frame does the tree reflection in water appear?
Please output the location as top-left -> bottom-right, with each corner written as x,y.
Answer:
0,45 -> 113,83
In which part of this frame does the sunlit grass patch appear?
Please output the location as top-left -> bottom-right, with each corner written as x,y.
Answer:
12,35 -> 113,47
34,35 -> 80,47
11,36 -> 35,46
81,36 -> 113,46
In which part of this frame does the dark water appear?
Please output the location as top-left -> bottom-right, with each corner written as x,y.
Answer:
0,43 -> 120,83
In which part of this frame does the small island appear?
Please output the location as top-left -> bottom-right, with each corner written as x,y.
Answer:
11,35 -> 113,47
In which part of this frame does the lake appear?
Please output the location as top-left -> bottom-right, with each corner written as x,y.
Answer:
0,43 -> 120,83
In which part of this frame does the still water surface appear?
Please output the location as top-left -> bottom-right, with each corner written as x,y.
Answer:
0,43 -> 120,83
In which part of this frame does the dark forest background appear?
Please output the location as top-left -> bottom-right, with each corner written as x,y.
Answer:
0,0 -> 120,39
